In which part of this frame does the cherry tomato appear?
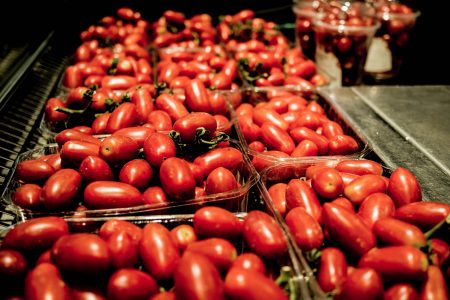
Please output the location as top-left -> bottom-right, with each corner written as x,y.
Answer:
429,238 -> 450,267
63,66 -> 83,88
419,265 -> 448,300
100,135 -> 139,165
290,127 -> 329,155
286,207 -> 324,251
358,245 -> 428,282
159,157 -> 196,200
0,249 -> 27,277
99,219 -> 142,243
61,140 -> 101,166
268,183 -> 287,217
291,140 -> 319,157
322,203 -> 376,257
335,268 -> 383,300
158,62 -> 180,84
16,159 -> 55,183
119,159 -> 153,190
106,102 -> 138,133
155,94 -> 189,122
335,160 -> 383,176
395,202 -> 450,230
193,206 -> 242,240
331,197 -> 355,212
55,129 -> 101,147
140,223 -> 180,281
388,167 -> 422,208
184,79 -> 211,112
238,115 -> 261,143
322,121 -> 344,139
285,179 -> 322,223
186,238 -> 237,272
39,154 -> 62,171
107,269 -> 158,300
344,174 -> 387,205
193,147 -> 243,175
92,113 -> 111,134
373,217 -> 426,248
311,167 -> 344,199
106,231 -> 139,269
205,167 -> 238,195
231,253 -> 266,275
383,283 -> 419,300
174,251 -> 225,300
290,110 -> 322,130
208,92 -> 228,116
79,156 -> 114,183
251,150 -> 289,173
328,135 -> 359,155
101,75 -> 137,90
130,88 -> 154,124
243,211 -> 287,259
357,193 -> 396,228
41,169 -> 82,210
173,112 -> 217,143
142,186 -> 170,206
260,123 -> 295,154
70,285 -> 107,299
170,224 -> 198,253
45,98 -> 69,123
147,110 -> 173,131
12,184 -> 41,209
253,108 -> 289,131
25,263 -> 71,300
84,181 -> 143,209
225,267 -> 288,300
317,247 -> 347,293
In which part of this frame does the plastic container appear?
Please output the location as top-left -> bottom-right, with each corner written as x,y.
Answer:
228,86 -> 370,174
313,1 -> 380,86
364,2 -> 420,81
293,0 -> 321,60
2,140 -> 259,221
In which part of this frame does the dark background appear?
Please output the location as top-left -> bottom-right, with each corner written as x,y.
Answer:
2,0 -> 449,85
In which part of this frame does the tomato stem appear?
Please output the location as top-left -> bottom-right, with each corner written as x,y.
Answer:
424,213 -> 450,239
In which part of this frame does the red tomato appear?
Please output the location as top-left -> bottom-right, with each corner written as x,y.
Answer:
92,113 -> 111,134
243,211 -> 287,259
268,183 -> 287,217
317,247 -> 347,293
388,167 -> 422,208
142,132 -> 176,168
357,193 -> 396,228
205,167 -> 238,195
395,202 -> 450,230
429,238 -> 450,267
101,75 -> 137,90
159,157 -> 196,200
372,218 -> 426,247
106,102 -> 138,133
225,267 -> 288,300
107,269 -> 158,300
100,135 -> 139,165
285,179 -> 322,223
322,203 -> 376,257
79,156 -> 114,182
61,140 -> 100,166
231,253 -> 266,275
25,263 -> 71,300
290,110 -> 322,130
358,245 -> 428,282
186,238 -> 237,272
173,112 -> 217,143
174,251 -> 225,300
238,115 -> 261,143
70,285 -> 107,299
251,150 -> 289,173
285,207 -> 324,251
42,169 -> 82,210
253,108 -> 289,131
208,92 -> 229,116
311,167 -> 344,199
331,197 -> 355,212
193,206 -> 242,240
155,94 -> 189,122
147,110 -> 173,131
55,129 -> 101,147
170,224 -> 198,253
383,283 -> 419,300
335,160 -> 383,176
0,249 -> 27,277
51,233 -> 110,274
99,219 -> 142,243
39,154 -> 62,171
65,87 -> 92,109
419,265 -> 448,300
119,159 -> 153,190
130,88 -> 154,124
211,72 -> 232,90
322,121 -> 344,139
149,292 -> 176,300
140,223 -> 180,281
290,127 -> 329,155
335,268 -> 383,300
142,186 -> 170,206
344,174 -> 387,205
184,79 -> 211,112
12,184 -> 42,209
106,231 -> 139,269
193,147 -> 243,175
260,123 -> 295,154
84,181 -> 143,209
16,159 -> 55,183
328,135 -> 359,155
112,126 -> 154,148
291,140 -> 319,157
63,66 -> 83,88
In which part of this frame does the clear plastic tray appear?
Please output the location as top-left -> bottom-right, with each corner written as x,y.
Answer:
228,86 -> 371,174
0,211 -> 312,300
2,140 -> 259,221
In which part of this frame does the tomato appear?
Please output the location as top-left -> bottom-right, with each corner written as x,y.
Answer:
204,167 -> 238,195
322,203 -> 376,257
388,167 -> 422,208
357,193 -> 396,229
225,267 -> 288,300
268,183 -> 287,217
147,110 -> 173,131
12,184 -> 41,209
290,111 -> 323,130
395,202 -> 450,230
429,238 -> 450,267
383,283 -> 419,300
72,125 -> 93,135
186,238 -> 237,272
290,127 -> 329,155
107,269 -> 158,300
184,79 -> 211,112
84,181 -> 143,209
344,174 -> 387,205
231,253 -> 266,276
174,251 -> 225,300
193,206 -> 242,240
173,112 -> 217,143
238,115 -> 261,143
193,147 -> 243,175
15,159 -> 55,183
25,263 -> 71,300
260,123 -> 295,154
168,76 -> 190,89
335,160 -> 383,176
63,66 -> 83,88
99,219 -> 142,243
101,75 -> 137,90
155,94 -> 189,122
140,223 -> 180,281
251,150 -> 288,173
119,159 -> 153,190
311,167 -> 344,199
39,154 -> 62,171
338,172 -> 360,187
158,62 -> 180,84
79,156 -> 114,183
291,140 -> 319,157
321,121 -> 344,139
55,129 -> 100,147
335,268 -> 383,300
141,133 -> 176,169
130,88 -> 154,124
92,113 -> 111,134
331,197 -> 355,212
70,285 -> 106,300
170,224 -> 198,253
214,114 -> 232,135
419,265 -> 448,300
236,104 -> 254,118
358,245 -> 428,282
65,87 -> 92,109
243,211 -> 287,259
61,140 -> 101,166
211,72 -> 232,90
100,135 -> 139,165
373,217 -> 426,248
253,108 -> 289,131
142,186 -> 170,206
41,169 -> 82,210
286,207 -> 324,251
149,291 -> 176,300
0,249 -> 27,278
137,58 -> 152,75
317,247 -> 347,293
328,135 -> 359,155
105,231 -> 138,270
159,157 -> 196,200
105,102 -> 138,133
285,179 -> 322,223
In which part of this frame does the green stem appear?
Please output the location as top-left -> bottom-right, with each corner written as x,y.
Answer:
424,213 -> 450,239
275,266 -> 292,286
55,107 -> 86,115
288,278 -> 297,300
